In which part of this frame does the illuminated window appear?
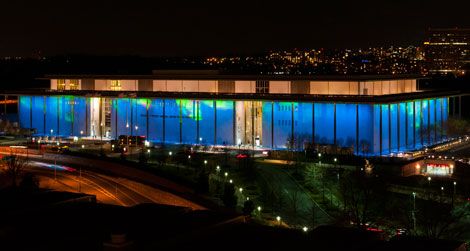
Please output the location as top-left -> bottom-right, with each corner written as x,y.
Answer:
256,80 -> 269,93
69,79 -> 79,90
110,80 -> 121,91
57,79 -> 66,90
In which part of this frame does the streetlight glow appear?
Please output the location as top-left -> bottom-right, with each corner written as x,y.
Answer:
303,226 -> 308,232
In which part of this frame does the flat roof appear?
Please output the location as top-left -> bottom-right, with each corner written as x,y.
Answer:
41,74 -> 425,81
3,89 -> 460,104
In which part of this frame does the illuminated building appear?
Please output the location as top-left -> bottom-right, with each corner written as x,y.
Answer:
16,71 -> 455,155
424,28 -> 470,75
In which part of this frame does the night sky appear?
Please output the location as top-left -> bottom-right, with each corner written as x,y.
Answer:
1,0 -> 470,57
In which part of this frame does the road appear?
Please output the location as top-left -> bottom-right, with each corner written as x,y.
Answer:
26,160 -> 204,210
256,161 -> 333,227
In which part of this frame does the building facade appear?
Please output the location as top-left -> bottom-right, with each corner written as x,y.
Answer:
17,73 -> 453,155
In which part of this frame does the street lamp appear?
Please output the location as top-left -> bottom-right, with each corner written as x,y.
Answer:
412,192 -> 416,230
302,226 -> 309,233
453,181 -> 457,207
229,179 -> 233,184
257,206 -> 262,212
239,187 -> 243,193
276,216 -> 281,226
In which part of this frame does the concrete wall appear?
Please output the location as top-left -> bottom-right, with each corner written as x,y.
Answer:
50,79 -> 57,90
198,80 -> 217,93
153,80 -> 166,91
235,81 -> 255,93
94,80 -> 109,91
310,81 -> 329,95
120,80 -> 137,91
269,81 -> 290,94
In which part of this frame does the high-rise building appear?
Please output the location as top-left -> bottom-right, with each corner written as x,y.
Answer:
424,28 -> 470,75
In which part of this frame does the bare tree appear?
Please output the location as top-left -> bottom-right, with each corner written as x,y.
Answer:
287,190 -> 301,215
2,154 -> 29,188
339,170 -> 384,228
417,201 -> 470,239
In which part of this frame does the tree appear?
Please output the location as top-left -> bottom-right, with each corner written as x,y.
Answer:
222,182 -> 237,208
416,200 -> 470,239
444,118 -> 470,137
339,170 -> 385,228
196,171 -> 209,194
288,190 -> 301,215
243,199 -> 255,216
2,154 -> 28,188
138,150 -> 148,165
19,173 -> 39,192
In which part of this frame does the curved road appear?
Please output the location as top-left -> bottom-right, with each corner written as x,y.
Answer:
24,159 -> 204,210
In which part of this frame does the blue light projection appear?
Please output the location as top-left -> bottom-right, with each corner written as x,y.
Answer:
314,103 -> 334,145
294,102 -> 313,148
335,104 -> 356,148
216,100 -> 234,145
18,95 -> 451,155
164,99 -> 180,143
262,102 -> 273,148
199,100 -> 215,145
398,103 -> 406,151
181,100 -> 197,144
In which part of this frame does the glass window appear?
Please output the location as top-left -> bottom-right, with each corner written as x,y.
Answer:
255,80 -> 269,93
69,79 -> 79,90
57,79 -> 66,90
110,80 -> 121,91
